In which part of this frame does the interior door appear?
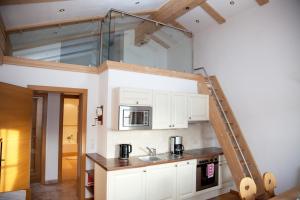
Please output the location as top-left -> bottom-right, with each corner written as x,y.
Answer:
0,82 -> 32,192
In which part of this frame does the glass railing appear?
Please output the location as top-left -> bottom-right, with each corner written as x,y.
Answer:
8,21 -> 101,67
102,9 -> 193,73
8,9 -> 193,72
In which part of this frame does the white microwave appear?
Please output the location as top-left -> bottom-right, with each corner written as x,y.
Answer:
118,106 -> 152,130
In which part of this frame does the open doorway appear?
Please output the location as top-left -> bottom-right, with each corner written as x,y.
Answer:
28,86 -> 87,200
59,95 -> 80,182
30,93 -> 47,184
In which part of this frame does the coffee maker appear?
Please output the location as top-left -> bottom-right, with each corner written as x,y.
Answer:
170,136 -> 184,156
119,144 -> 132,160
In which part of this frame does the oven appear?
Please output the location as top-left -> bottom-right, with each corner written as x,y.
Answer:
196,156 -> 219,191
118,105 -> 152,130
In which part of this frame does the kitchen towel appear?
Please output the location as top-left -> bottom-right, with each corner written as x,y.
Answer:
206,163 -> 215,178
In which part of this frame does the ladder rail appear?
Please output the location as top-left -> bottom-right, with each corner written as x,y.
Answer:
194,66 -> 253,179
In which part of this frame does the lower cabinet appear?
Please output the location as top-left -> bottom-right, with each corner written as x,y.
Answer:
107,167 -> 146,200
146,163 -> 177,200
177,160 -> 196,199
96,160 -> 197,200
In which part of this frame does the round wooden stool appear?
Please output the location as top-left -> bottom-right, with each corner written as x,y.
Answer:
263,172 -> 277,197
239,177 -> 257,200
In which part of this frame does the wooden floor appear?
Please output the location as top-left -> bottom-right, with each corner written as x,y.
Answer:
31,180 -> 78,200
62,155 -> 77,181
208,192 -> 240,200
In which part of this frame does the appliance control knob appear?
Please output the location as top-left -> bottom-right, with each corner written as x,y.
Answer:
189,117 -> 191,119
136,101 -> 139,104
187,162 -> 190,165
169,125 -> 172,127
175,164 -> 178,167
143,170 -> 147,173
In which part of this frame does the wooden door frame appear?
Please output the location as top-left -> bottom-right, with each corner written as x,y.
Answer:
30,93 -> 48,185
58,94 -> 80,183
28,85 -> 87,200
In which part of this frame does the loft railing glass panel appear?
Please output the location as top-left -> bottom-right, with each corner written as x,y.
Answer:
8,21 -> 101,67
106,10 -> 193,73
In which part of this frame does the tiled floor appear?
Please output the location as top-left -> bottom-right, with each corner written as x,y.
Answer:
31,180 -> 79,200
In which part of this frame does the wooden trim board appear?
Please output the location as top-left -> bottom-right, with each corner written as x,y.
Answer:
3,56 -> 202,81
3,56 -> 99,74
6,10 -> 158,33
100,60 -> 202,81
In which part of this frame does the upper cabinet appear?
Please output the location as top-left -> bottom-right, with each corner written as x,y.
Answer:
187,94 -> 209,121
114,87 -> 209,130
153,92 -> 187,129
118,88 -> 153,106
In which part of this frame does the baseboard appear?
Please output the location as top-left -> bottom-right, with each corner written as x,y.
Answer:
44,179 -> 58,185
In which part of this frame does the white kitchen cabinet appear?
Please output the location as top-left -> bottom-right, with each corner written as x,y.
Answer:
146,163 -> 177,200
153,92 -> 188,129
107,167 -> 146,200
152,91 -> 172,129
118,87 -> 152,106
187,94 -> 209,121
95,159 -> 197,200
172,93 -> 188,129
177,160 -> 197,199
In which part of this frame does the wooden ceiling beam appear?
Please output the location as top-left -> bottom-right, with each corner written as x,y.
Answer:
256,0 -> 269,6
147,35 -> 170,49
134,0 -> 205,45
0,0 -> 67,5
169,21 -> 192,38
5,10 -> 158,33
199,2 -> 226,24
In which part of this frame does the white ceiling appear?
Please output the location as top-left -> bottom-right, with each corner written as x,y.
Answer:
0,0 -> 260,33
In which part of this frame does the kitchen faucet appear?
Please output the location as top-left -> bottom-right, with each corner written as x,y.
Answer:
146,147 -> 156,157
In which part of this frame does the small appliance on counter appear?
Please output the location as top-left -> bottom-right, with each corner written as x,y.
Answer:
119,144 -> 132,160
170,136 -> 184,156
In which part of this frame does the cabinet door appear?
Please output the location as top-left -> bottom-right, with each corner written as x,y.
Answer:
119,88 -> 152,106
172,93 -> 188,129
108,168 -> 146,200
177,160 -> 196,200
152,92 -> 172,129
146,163 -> 177,200
188,94 -> 209,121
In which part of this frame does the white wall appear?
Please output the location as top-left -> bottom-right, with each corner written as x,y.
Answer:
0,64 -> 100,155
45,93 -> 60,181
101,69 -> 217,158
193,0 -> 300,192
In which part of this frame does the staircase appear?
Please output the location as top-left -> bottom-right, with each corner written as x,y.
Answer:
195,67 -> 267,199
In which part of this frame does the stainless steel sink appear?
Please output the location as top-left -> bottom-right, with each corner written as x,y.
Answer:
138,154 -> 170,162
138,156 -> 161,162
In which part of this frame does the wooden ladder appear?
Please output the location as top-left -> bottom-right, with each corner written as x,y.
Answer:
196,69 -> 268,200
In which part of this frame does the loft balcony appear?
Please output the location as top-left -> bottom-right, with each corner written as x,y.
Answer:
7,9 -> 193,74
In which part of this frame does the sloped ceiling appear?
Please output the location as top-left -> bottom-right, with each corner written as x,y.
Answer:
0,0 -> 263,33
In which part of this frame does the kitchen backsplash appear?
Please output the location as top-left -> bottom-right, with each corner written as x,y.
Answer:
106,122 -> 219,158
